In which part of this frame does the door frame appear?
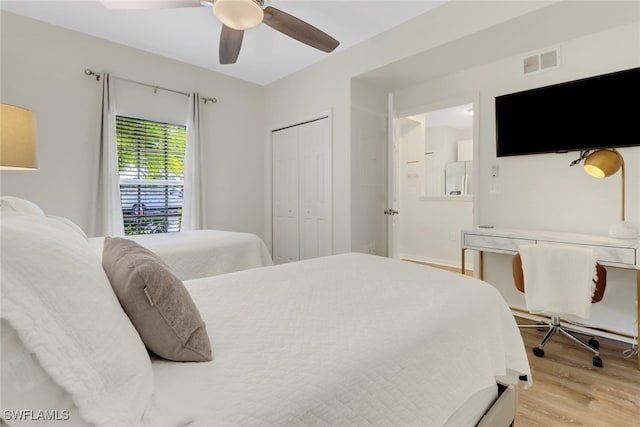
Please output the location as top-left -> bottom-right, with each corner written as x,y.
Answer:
387,94 -> 400,258
388,93 -> 480,266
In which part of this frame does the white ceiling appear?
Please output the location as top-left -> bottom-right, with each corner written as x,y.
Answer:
0,0 -> 446,86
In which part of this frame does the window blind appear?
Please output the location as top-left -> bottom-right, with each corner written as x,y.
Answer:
116,116 -> 186,235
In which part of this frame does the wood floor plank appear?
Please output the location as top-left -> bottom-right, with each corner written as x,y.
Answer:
413,262 -> 638,425
516,319 -> 640,427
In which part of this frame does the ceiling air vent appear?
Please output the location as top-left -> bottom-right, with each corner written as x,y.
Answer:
522,47 -> 560,75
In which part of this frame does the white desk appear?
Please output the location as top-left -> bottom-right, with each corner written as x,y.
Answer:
460,228 -> 640,369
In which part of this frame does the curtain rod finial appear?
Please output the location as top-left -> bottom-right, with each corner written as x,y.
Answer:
84,68 -> 100,81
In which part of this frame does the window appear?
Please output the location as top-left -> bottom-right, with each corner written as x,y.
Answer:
116,116 -> 186,235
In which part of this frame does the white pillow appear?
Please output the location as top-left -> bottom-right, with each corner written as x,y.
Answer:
0,196 -> 45,216
1,319 -> 90,427
1,214 -> 154,426
47,215 -> 88,240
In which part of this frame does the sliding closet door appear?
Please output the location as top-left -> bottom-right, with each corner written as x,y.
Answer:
298,118 -> 332,260
272,126 -> 299,264
272,116 -> 332,263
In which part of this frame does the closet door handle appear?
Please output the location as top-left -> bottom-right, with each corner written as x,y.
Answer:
384,209 -> 399,216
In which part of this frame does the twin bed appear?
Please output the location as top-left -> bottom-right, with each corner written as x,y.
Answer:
1,207 -> 531,426
88,229 -> 273,280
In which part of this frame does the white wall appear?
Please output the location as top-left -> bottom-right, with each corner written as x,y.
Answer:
2,3 -> 637,335
391,22 -> 640,336
392,22 -> 639,237
350,79 -> 388,256
264,1 -> 550,253
397,120 -> 474,267
265,1 -> 638,336
0,12 -> 266,239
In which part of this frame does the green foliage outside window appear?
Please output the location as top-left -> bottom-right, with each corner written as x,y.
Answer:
116,116 -> 186,235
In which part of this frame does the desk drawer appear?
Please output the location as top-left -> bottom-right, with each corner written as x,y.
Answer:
537,240 -> 637,266
463,233 -> 536,253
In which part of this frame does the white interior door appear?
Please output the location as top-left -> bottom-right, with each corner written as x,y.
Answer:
387,94 -> 400,259
272,126 -> 299,263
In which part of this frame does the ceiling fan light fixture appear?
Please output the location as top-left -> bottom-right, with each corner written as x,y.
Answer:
214,0 -> 264,31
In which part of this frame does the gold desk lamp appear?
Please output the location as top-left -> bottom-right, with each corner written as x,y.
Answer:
583,148 -> 637,239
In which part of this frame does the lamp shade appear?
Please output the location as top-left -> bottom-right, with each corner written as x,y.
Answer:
214,0 -> 264,30
1,103 -> 37,170
583,149 -> 622,178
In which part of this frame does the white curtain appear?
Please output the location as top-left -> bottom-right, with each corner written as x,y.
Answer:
92,73 -> 124,237
182,92 -> 204,230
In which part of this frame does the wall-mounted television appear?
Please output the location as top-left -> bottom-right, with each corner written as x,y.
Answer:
495,67 -> 640,157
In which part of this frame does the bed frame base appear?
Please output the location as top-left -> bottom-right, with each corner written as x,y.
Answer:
476,382 -> 517,427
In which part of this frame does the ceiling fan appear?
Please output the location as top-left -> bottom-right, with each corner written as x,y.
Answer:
100,0 -> 340,64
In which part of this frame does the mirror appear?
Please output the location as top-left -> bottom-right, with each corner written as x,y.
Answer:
445,160 -> 472,196
401,103 -> 474,198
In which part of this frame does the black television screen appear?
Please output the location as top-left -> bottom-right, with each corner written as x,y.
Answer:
495,67 -> 640,157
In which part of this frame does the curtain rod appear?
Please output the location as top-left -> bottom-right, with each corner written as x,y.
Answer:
84,68 -> 217,104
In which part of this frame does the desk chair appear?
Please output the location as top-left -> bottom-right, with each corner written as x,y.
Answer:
512,246 -> 607,368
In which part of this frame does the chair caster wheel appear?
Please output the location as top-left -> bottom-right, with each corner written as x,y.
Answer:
532,347 -> 545,358
593,356 -> 603,368
588,338 -> 600,349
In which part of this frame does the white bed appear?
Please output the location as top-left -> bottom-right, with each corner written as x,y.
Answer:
89,230 -> 273,280
1,212 -> 531,427
147,253 -> 531,426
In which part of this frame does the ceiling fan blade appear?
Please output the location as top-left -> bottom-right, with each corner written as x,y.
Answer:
262,6 -> 339,53
100,1 -> 202,10
219,25 -> 244,64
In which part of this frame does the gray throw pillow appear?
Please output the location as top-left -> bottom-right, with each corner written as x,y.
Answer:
102,237 -> 212,362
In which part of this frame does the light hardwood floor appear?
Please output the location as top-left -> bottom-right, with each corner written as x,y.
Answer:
515,320 -> 640,427
405,260 -> 639,425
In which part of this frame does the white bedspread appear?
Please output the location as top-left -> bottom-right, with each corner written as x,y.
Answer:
149,253 -> 531,426
89,230 -> 273,280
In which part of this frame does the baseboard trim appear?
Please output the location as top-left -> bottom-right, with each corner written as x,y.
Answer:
402,258 -> 474,276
